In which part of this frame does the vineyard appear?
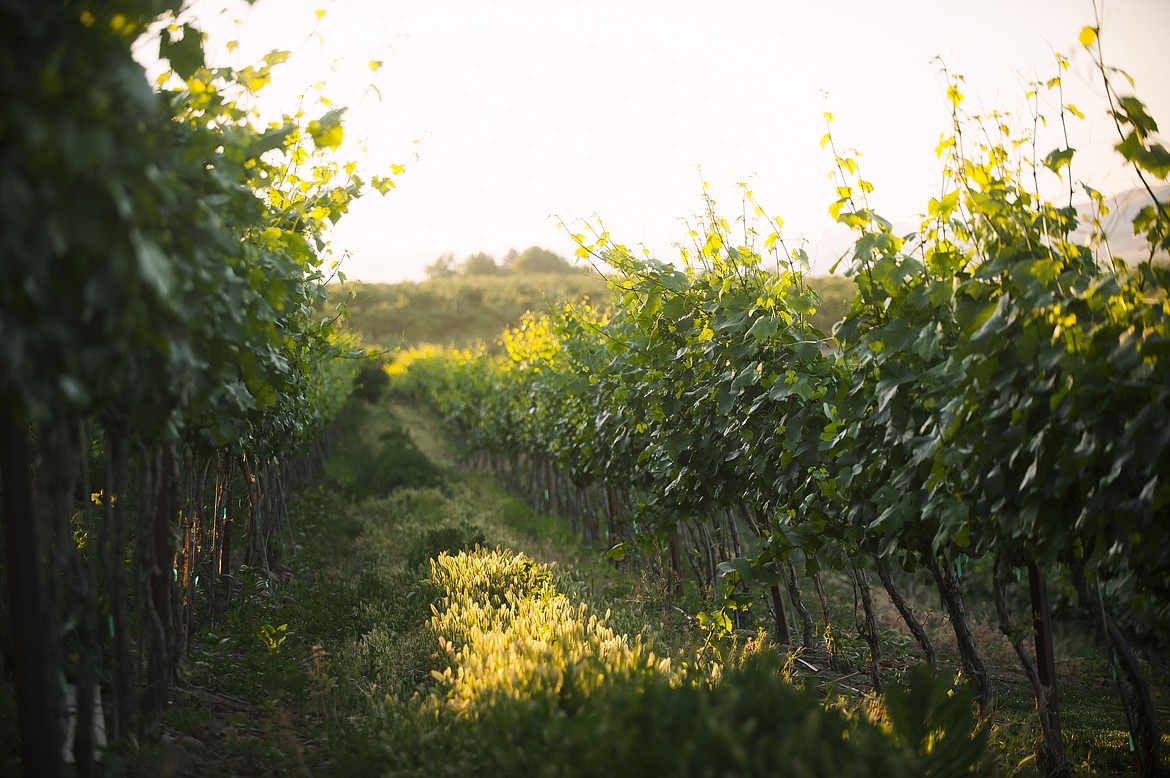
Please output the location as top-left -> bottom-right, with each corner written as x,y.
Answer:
2,1 -> 1169,777
381,30 -> 1170,778
0,3 -> 384,775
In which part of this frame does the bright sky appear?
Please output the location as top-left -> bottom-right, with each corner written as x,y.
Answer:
173,0 -> 1170,281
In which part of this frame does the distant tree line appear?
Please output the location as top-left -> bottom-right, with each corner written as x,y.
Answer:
426,246 -> 579,278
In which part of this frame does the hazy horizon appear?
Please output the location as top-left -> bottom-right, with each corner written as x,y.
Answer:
166,0 -> 1170,282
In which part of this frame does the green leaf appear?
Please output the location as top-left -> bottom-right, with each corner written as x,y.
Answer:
1041,147 -> 1075,176
160,23 -> 205,82
731,365 -> 760,391
875,374 -> 906,414
1117,96 -> 1159,138
131,231 -> 175,299
308,108 -> 346,150
640,289 -> 662,319
746,315 -> 779,340
1116,133 -> 1170,177
715,557 -> 754,585
927,191 -> 959,220
249,124 -> 294,158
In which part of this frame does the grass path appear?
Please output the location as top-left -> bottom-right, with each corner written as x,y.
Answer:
123,397 -> 1162,776
123,398 -> 690,776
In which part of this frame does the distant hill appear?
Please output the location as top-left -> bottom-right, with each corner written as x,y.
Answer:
1072,182 -> 1170,262
332,183 -> 1166,353
329,272 -> 610,350
330,272 -> 856,352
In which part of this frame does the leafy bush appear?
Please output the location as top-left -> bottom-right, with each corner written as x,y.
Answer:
451,660 -> 996,778
406,524 -> 487,571
356,430 -> 445,499
328,416 -> 445,500
352,359 -> 390,402
381,547 -> 997,778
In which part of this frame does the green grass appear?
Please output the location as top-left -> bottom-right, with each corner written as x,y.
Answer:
124,485 -> 373,776
329,273 -> 610,351
990,662 -> 1170,775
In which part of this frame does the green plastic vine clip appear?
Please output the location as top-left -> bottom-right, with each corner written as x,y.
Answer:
1014,567 -> 1022,583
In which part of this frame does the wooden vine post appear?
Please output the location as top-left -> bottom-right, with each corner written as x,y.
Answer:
1028,561 -> 1062,741
0,413 -> 62,777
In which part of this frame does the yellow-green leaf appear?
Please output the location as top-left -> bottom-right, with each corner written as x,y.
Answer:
1079,25 -> 1097,48
308,108 -> 345,150
159,23 -> 205,82
1042,147 -> 1076,176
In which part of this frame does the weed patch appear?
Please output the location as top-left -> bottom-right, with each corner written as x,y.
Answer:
372,547 -> 997,777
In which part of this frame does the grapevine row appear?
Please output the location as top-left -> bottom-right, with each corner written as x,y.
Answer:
0,4 -> 385,774
389,41 -> 1169,775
